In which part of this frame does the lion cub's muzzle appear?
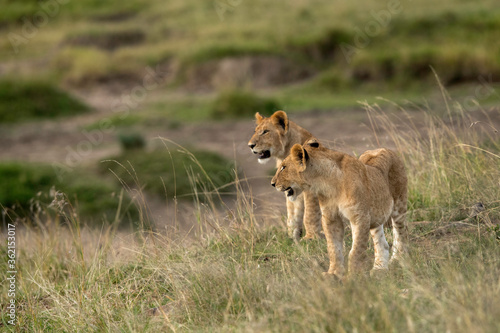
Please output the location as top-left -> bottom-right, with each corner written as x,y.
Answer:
250,148 -> 271,160
271,181 -> 295,198
283,187 -> 294,197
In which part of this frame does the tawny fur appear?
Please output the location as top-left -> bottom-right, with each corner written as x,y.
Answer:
248,111 -> 322,240
271,144 -> 408,278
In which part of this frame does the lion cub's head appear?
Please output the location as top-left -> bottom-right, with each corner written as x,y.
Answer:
248,111 -> 290,164
271,142 -> 320,202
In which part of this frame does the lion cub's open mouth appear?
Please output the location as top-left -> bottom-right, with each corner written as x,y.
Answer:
284,187 -> 294,197
257,150 -> 271,160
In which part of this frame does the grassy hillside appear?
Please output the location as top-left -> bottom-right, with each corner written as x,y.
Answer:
2,0 -> 500,126
2,0 -> 499,90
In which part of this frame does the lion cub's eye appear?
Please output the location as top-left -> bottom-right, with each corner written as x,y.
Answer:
280,165 -> 286,172
261,130 -> 269,135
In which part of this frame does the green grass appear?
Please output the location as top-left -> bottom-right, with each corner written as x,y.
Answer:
99,146 -> 236,200
84,114 -> 145,131
0,162 -> 134,226
0,80 -> 89,123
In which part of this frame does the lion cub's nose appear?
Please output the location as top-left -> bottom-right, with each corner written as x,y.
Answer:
248,143 -> 256,149
271,181 -> 276,187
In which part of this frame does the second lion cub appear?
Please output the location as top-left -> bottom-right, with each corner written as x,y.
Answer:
271,142 -> 408,278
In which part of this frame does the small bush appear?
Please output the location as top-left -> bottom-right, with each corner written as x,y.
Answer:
118,132 -> 146,151
210,89 -> 281,119
0,80 -> 89,123
289,27 -> 353,63
100,147 -> 236,200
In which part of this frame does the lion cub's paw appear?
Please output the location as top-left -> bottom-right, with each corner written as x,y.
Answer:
302,233 -> 325,241
369,268 -> 389,279
301,235 -> 319,242
322,271 -> 344,283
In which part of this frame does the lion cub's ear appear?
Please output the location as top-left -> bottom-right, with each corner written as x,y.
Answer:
291,144 -> 309,171
255,112 -> 264,124
270,110 -> 289,132
305,138 -> 320,148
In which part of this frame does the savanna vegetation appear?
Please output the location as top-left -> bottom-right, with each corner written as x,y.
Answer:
1,0 -> 500,332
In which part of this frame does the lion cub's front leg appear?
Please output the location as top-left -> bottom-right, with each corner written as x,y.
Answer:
321,206 -> 345,279
347,212 -> 371,275
286,193 -> 305,241
302,192 -> 323,239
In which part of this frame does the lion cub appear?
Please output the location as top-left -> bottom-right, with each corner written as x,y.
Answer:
248,111 -> 322,240
271,142 -> 408,278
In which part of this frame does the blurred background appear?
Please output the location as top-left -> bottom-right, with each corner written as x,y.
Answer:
1,0 -> 499,233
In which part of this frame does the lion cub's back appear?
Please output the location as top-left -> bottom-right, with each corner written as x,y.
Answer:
359,148 -> 396,176
359,148 -> 407,204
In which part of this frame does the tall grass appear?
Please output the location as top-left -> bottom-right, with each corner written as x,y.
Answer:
2,95 -> 500,332
363,95 -> 499,223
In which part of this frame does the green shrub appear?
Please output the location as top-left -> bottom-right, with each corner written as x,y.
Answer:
210,89 -> 281,119
0,162 -> 134,226
118,132 -> 146,151
288,27 -> 353,63
99,147 -> 236,200
0,80 -> 88,123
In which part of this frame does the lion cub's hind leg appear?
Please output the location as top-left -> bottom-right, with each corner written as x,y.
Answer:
389,198 -> 408,263
370,225 -> 390,272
